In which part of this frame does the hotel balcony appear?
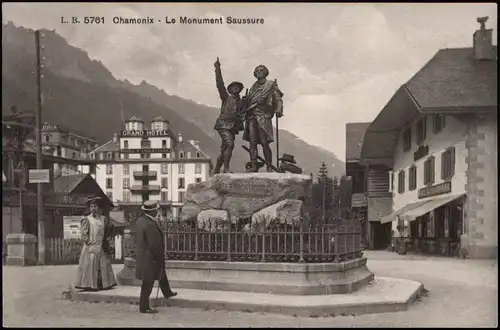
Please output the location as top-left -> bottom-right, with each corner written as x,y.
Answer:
130,185 -> 161,193
351,193 -> 368,208
133,171 -> 157,179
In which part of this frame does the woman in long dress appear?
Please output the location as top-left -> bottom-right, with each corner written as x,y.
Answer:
75,197 -> 117,291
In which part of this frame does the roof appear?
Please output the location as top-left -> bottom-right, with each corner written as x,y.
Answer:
175,139 -> 210,159
345,122 -> 371,161
405,47 -> 497,111
54,174 -> 88,194
91,140 -> 119,153
125,116 -> 144,123
53,173 -> 114,207
152,116 -> 170,123
360,45 -> 498,167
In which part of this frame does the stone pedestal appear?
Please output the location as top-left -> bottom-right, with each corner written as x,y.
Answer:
118,257 -> 374,295
116,257 -> 142,286
5,233 -> 37,266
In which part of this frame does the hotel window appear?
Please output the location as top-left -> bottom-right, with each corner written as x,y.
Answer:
123,178 -> 130,189
179,151 -> 185,159
140,138 -> 151,149
123,164 -> 129,175
106,165 -> 113,175
57,146 -> 62,157
124,140 -> 129,149
107,152 -> 113,160
162,140 -> 167,148
161,191 -> 168,201
441,147 -> 456,180
161,178 -> 169,189
195,178 -> 202,183
123,191 -> 130,202
402,127 -> 411,152
162,153 -> 167,159
106,178 -> 113,189
178,191 -> 185,202
196,152 -> 201,158
178,177 -> 185,189
195,163 -> 202,174
178,164 -> 185,175
397,170 -> 405,194
161,164 -> 168,174
433,115 -> 446,134
409,165 -> 417,191
123,153 -> 129,160
424,156 -> 435,185
45,135 -> 50,142
416,118 -> 427,145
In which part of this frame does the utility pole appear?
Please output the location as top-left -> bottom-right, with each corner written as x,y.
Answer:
35,30 -> 45,265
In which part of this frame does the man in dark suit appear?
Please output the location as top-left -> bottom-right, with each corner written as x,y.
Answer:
134,200 -> 177,314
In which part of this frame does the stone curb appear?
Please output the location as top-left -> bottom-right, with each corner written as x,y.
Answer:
71,277 -> 424,317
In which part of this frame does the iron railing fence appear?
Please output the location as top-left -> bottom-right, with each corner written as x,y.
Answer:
160,221 -> 363,263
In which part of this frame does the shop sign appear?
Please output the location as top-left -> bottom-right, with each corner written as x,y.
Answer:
418,181 -> 451,199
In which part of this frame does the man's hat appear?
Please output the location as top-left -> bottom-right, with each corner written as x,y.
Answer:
227,81 -> 244,92
141,200 -> 160,212
279,153 -> 297,164
85,196 -> 103,206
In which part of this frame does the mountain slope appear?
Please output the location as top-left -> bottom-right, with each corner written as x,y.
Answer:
2,22 -> 344,176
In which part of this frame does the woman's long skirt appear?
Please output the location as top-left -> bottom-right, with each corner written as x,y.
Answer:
75,244 -> 117,291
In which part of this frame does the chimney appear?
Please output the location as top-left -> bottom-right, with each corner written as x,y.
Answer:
473,16 -> 495,60
178,132 -> 183,142
113,133 -> 119,143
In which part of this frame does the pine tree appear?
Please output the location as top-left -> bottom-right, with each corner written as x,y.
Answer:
311,161 -> 334,224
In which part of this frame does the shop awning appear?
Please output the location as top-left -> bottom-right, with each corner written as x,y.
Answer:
399,194 -> 465,222
380,200 -> 429,224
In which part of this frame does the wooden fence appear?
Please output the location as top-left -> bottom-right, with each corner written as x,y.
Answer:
44,238 -> 124,265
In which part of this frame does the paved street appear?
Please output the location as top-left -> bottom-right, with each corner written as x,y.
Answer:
3,251 -> 498,328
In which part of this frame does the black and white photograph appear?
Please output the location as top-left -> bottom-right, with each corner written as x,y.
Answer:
2,2 -> 497,327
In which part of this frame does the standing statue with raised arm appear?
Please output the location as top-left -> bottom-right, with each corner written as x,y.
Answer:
242,65 -> 284,172
213,57 -> 245,174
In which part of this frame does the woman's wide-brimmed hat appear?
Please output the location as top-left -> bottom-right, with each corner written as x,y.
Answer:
227,81 -> 244,92
141,200 -> 160,212
85,196 -> 103,207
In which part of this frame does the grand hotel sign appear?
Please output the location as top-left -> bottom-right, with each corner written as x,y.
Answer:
120,129 -> 170,137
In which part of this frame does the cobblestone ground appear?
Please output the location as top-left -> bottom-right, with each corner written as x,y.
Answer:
3,251 -> 498,328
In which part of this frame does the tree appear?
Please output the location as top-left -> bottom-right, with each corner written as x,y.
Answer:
311,161 -> 334,224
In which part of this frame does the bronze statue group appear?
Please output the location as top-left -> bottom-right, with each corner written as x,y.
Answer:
213,58 -> 284,174
73,61 -> 286,314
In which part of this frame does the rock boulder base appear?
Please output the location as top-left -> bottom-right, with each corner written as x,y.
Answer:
180,173 -> 312,223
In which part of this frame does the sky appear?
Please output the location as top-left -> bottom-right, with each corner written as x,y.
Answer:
2,3 -> 497,160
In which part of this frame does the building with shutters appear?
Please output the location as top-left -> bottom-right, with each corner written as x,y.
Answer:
41,123 -> 99,177
84,116 -> 212,219
359,18 -> 497,258
346,122 -> 392,250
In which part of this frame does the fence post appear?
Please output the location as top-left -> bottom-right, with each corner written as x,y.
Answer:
194,222 -> 199,261
299,225 -> 305,263
261,232 -> 266,262
226,226 -> 231,261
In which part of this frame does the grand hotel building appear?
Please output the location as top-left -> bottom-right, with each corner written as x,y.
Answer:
84,116 -> 212,219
